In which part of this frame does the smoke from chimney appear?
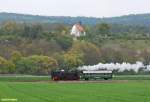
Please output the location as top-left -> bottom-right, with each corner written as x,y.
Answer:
78,61 -> 150,73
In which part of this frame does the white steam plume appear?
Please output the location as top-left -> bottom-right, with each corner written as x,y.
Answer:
78,61 -> 150,73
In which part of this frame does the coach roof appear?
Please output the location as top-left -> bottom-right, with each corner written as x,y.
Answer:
83,70 -> 112,74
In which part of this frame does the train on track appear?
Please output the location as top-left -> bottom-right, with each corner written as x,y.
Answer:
51,69 -> 113,81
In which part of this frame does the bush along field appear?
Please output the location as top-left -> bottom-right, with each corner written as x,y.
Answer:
0,80 -> 149,102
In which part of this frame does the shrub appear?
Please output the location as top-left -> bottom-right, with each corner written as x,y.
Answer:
16,55 -> 58,75
0,56 -> 15,74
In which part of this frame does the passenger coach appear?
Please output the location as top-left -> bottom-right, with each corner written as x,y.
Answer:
80,70 -> 113,80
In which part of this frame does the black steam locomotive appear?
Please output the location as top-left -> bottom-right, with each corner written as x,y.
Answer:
51,69 -> 113,81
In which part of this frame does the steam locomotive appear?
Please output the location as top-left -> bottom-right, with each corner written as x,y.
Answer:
51,69 -> 113,81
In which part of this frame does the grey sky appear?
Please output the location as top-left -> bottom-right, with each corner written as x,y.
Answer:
0,0 -> 150,17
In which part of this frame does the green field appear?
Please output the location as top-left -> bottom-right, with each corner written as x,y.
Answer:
0,75 -> 149,102
0,75 -> 50,82
0,80 -> 149,101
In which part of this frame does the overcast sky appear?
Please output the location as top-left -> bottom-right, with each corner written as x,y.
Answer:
0,0 -> 150,17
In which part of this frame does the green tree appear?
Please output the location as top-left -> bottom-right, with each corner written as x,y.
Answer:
64,50 -> 84,69
55,34 -> 73,50
141,49 -> 150,65
1,21 -> 23,36
71,41 -> 101,65
52,52 -> 66,69
10,51 -> 22,63
0,56 -> 15,74
22,24 -> 43,39
100,48 -> 137,63
96,23 -> 110,36
16,55 -> 58,75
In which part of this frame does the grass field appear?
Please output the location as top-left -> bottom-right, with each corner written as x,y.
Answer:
0,75 -> 149,102
0,81 -> 149,102
0,75 -> 50,82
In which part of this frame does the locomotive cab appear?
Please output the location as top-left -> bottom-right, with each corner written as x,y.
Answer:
51,69 -> 79,81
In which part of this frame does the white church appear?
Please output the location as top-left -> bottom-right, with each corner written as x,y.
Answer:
70,22 -> 86,38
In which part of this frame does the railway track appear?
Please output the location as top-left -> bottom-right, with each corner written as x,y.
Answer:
51,80 -> 129,83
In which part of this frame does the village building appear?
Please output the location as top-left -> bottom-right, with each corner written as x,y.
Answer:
70,22 -> 86,38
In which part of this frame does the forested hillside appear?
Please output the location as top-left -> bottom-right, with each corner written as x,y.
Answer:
0,12 -> 150,75
1,12 -> 150,25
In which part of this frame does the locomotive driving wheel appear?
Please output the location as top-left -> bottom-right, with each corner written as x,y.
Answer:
52,76 -> 59,81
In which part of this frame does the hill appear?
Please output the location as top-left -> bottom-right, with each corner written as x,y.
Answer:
0,12 -> 150,75
0,12 -> 150,25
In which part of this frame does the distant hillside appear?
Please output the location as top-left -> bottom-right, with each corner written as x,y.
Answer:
0,12 -> 150,26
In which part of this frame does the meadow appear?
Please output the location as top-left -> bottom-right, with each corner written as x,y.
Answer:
0,75 -> 149,102
0,75 -> 50,82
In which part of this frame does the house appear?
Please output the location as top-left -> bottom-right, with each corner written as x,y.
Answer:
70,22 -> 86,38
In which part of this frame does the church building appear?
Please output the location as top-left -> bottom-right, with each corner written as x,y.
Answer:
70,22 -> 86,38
